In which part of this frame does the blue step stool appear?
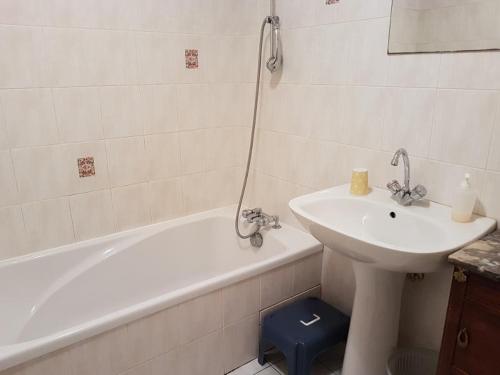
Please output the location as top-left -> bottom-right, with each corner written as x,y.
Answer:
259,297 -> 350,375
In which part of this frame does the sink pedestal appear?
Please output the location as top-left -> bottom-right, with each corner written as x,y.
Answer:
342,262 -> 406,375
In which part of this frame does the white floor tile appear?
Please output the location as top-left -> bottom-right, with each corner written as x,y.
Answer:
272,360 -> 335,375
227,359 -> 270,375
230,342 -> 345,375
256,368 -> 280,375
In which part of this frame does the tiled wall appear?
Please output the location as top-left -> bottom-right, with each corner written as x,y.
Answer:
248,0 -> 500,351
4,0 -> 499,359
0,253 -> 322,375
0,0 -> 271,260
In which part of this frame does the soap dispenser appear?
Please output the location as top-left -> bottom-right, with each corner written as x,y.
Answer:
451,173 -> 476,223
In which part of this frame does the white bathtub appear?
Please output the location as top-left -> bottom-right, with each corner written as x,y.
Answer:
0,206 -> 321,372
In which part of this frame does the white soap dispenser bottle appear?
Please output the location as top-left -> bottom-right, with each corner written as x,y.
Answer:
451,173 -> 476,223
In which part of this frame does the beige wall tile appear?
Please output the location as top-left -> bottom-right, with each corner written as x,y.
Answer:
112,183 -> 151,230
0,103 -> 8,151
53,87 -> 103,143
223,314 -> 259,373
0,151 -> 18,207
13,142 -> 109,202
68,332 -> 114,375
59,142 -> 110,195
99,86 -> 143,139
121,361 -> 152,375
106,137 -> 148,187
19,349 -> 73,375
429,89 -> 498,168
311,24 -> 354,85
321,248 -> 355,317
350,18 -> 390,86
126,307 -> 180,366
206,127 -> 238,170
0,89 -> 58,147
148,178 -> 184,223
140,85 -> 178,135
178,291 -> 222,345
180,173 -> 209,214
22,198 -> 75,252
479,171 -> 500,220
180,331 -> 224,375
340,86 -> 386,149
387,53 -> 441,88
146,133 -> 181,180
259,286 -> 322,323
135,32 -> 180,84
85,30 -> 137,86
69,190 -> 116,241
179,129 -> 207,174
105,326 -> 130,374
0,26 -> 42,88
40,28 -> 91,87
205,167 -> 241,208
439,52 -> 500,90
12,146 -> 70,201
177,85 -> 216,131
151,348 -> 182,375
260,264 -> 295,309
0,0 -> 42,25
222,277 -> 260,327
382,88 -> 436,157
486,117 -> 500,172
0,206 -> 27,260
293,253 -> 323,295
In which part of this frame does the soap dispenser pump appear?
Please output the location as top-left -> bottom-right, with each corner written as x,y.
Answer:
451,173 -> 476,223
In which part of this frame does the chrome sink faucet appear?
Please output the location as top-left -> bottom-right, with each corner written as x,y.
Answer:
387,148 -> 427,206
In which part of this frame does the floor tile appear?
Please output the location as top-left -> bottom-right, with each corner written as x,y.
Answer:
227,359 -> 270,375
256,368 -> 280,375
230,342 -> 345,375
272,360 -> 335,375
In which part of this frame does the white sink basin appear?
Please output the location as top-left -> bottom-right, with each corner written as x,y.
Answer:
289,184 -> 496,375
289,184 -> 496,273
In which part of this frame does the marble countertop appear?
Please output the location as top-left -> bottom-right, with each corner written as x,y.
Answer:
449,230 -> 500,282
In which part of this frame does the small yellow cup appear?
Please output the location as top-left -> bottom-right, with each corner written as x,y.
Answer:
350,168 -> 369,196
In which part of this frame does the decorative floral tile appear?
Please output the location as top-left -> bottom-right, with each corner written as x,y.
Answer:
185,49 -> 199,69
77,156 -> 95,178
326,0 -> 339,4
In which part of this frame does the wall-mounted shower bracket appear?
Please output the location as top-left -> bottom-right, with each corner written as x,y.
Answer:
266,16 -> 282,73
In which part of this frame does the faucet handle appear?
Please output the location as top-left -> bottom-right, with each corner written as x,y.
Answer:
242,208 -> 262,218
410,185 -> 427,200
272,216 -> 281,229
241,209 -> 253,218
387,180 -> 402,194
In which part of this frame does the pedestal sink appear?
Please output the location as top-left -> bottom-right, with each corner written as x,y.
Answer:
289,184 -> 496,375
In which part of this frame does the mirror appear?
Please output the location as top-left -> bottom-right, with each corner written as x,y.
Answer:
388,0 -> 500,54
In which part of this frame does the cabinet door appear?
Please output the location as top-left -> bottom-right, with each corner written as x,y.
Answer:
452,302 -> 500,375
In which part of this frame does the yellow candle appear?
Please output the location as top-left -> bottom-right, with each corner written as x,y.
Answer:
350,168 -> 369,196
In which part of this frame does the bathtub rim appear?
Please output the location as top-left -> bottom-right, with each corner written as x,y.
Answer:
0,205 -> 322,372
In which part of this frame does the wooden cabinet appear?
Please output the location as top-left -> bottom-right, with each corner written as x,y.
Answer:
437,269 -> 500,375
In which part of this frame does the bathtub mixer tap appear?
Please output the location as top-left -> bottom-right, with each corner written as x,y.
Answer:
387,148 -> 427,206
242,208 -> 282,229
